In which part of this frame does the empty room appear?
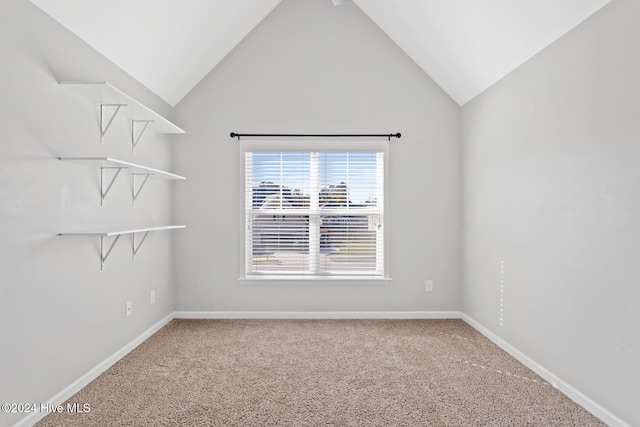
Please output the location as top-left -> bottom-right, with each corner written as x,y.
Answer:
1,0 -> 638,426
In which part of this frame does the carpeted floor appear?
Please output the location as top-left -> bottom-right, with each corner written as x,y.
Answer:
37,319 -> 605,426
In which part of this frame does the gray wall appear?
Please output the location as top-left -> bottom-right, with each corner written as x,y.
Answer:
0,1 -> 179,426
462,0 -> 640,425
173,0 -> 462,312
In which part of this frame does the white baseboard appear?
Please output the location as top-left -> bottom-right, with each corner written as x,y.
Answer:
173,311 -> 462,319
15,310 -> 627,427
14,313 -> 174,427
460,313 -> 631,427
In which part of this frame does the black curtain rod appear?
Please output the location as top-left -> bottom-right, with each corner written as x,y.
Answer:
230,132 -> 401,141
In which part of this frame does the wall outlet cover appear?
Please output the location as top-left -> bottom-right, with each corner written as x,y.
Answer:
425,280 -> 433,292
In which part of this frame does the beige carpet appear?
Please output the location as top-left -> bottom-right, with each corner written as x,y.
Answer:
37,319 -> 605,426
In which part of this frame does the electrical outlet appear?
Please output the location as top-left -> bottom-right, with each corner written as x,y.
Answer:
425,280 -> 433,292
150,290 -> 156,305
125,301 -> 132,317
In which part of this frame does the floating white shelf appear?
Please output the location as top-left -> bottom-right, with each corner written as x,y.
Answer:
59,225 -> 185,270
60,81 -> 185,150
59,156 -> 185,206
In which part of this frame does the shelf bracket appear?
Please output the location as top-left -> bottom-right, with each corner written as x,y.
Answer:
132,231 -> 151,262
100,103 -> 127,142
131,120 -> 154,153
100,166 -> 126,206
100,234 -> 122,270
131,173 -> 153,206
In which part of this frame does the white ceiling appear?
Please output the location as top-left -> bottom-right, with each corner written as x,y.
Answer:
30,0 -> 282,106
353,0 -> 612,105
30,0 -> 611,107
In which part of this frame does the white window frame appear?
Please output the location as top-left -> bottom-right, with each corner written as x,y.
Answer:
239,139 -> 390,281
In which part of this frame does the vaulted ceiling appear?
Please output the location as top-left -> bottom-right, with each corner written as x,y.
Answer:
30,0 -> 611,107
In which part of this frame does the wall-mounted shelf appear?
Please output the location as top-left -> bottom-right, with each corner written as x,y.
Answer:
60,81 -> 185,151
59,156 -> 185,206
59,225 -> 185,270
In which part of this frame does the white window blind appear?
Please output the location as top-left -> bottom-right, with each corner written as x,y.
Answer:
245,151 -> 384,277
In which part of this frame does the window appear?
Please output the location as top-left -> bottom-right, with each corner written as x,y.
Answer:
245,150 -> 384,277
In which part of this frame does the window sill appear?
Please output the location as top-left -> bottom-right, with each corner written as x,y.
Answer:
239,275 -> 392,285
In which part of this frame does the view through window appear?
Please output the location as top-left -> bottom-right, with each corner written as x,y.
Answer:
245,151 -> 384,277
